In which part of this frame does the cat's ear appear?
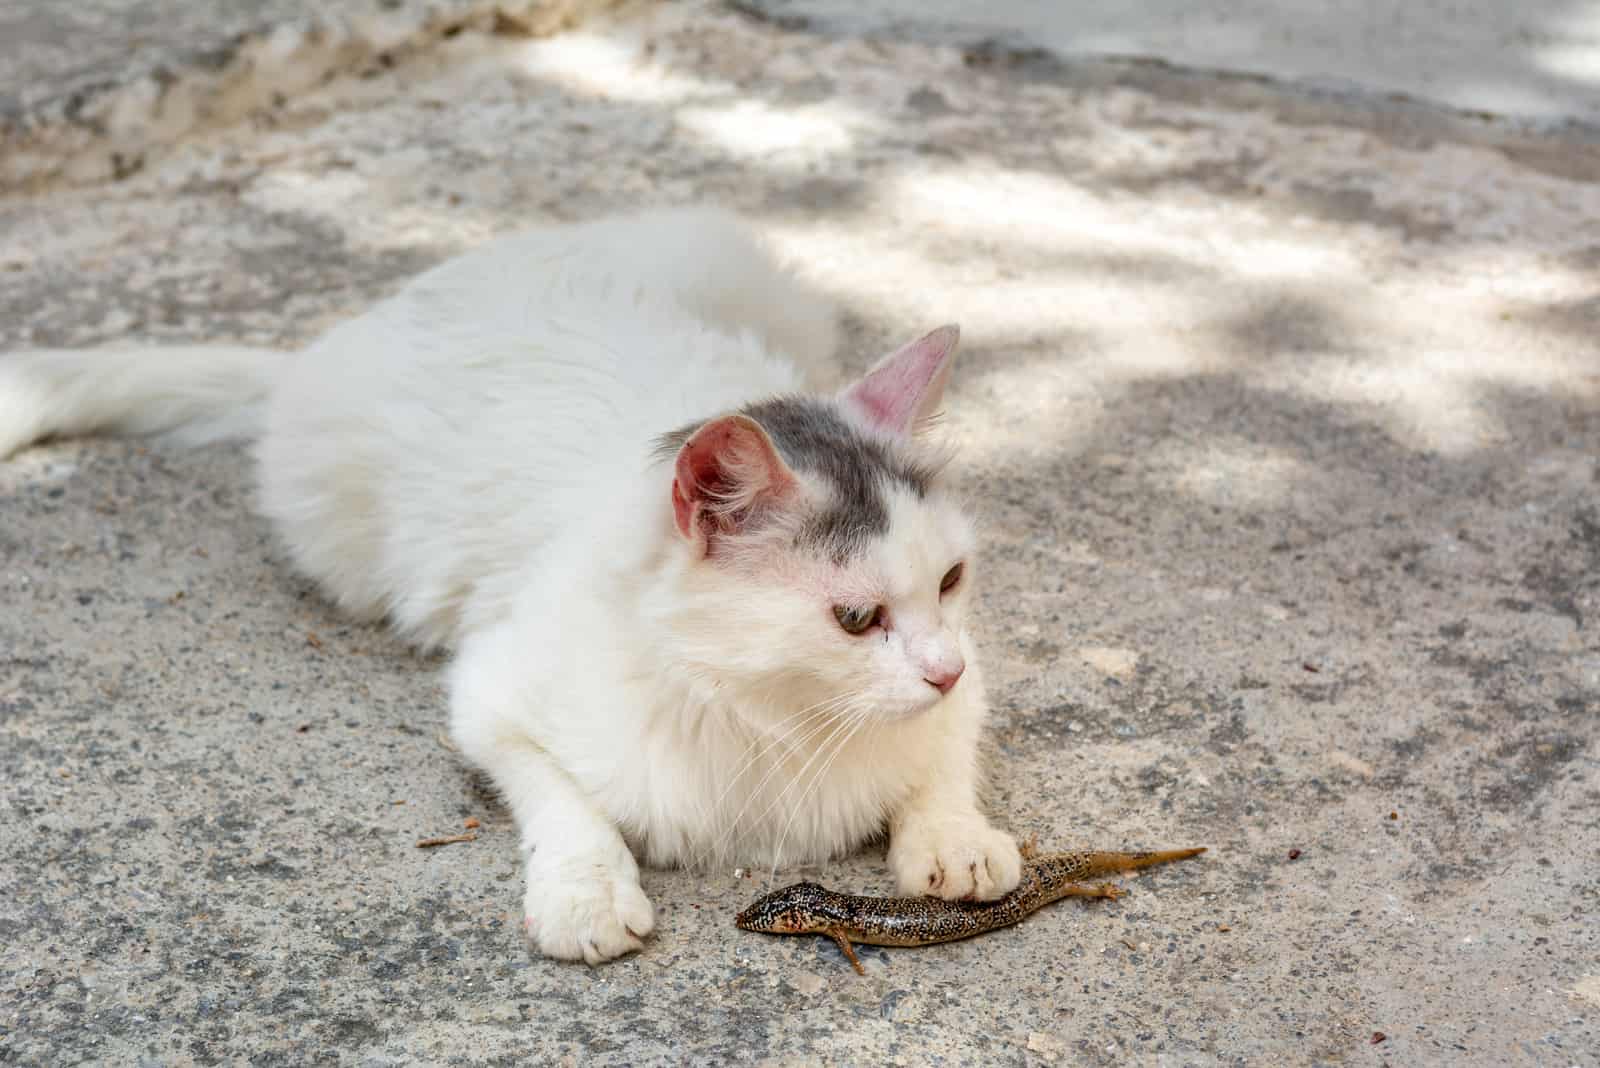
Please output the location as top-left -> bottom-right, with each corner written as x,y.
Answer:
671,414 -> 796,555
841,324 -> 960,437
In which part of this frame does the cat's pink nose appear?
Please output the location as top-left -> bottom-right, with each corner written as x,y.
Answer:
925,662 -> 964,694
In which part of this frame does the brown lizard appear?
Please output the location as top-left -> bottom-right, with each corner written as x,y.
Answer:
734,838 -> 1206,973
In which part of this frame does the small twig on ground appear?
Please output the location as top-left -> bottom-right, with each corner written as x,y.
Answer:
416,832 -> 478,848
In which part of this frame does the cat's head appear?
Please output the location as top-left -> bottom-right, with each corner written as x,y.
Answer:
658,325 -> 978,723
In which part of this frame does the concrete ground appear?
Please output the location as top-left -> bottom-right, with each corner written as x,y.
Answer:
741,0 -> 1600,126
2,0 -> 1599,1064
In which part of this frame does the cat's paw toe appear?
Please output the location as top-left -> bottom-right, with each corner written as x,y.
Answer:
890,819 -> 1022,902
524,856 -> 656,964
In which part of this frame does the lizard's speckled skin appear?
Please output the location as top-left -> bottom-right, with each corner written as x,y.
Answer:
734,842 -> 1206,973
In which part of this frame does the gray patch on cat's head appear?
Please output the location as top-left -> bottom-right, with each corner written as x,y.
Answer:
653,396 -> 941,561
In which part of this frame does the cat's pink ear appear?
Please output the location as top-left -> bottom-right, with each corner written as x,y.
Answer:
671,415 -> 796,554
842,324 -> 960,437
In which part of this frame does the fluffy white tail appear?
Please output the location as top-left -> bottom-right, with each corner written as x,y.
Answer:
0,346 -> 284,460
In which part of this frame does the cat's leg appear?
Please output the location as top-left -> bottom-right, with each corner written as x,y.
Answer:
449,639 -> 654,964
887,672 -> 1023,902
468,735 -> 654,963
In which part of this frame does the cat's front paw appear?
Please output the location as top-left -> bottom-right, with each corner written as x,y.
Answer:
523,846 -> 655,964
889,816 -> 1022,902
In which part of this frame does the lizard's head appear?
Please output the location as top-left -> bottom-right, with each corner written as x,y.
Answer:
734,882 -> 837,934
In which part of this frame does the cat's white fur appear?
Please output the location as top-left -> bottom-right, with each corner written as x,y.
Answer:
0,207 -> 1021,964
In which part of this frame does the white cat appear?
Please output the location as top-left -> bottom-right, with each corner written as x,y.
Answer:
0,207 -> 1022,963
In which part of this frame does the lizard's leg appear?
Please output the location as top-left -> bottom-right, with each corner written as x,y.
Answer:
830,930 -> 866,975
1055,883 -> 1124,901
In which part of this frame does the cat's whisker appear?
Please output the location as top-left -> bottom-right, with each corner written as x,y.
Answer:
766,702 -> 873,884
689,692 -> 855,868
758,698 -> 874,871
720,693 -> 867,865
708,692 -> 851,813
706,694 -> 861,861
717,691 -> 852,791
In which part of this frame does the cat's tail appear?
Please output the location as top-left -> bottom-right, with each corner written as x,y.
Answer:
0,345 -> 284,460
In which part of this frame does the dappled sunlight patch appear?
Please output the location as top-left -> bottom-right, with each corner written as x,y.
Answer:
765,214 -> 1207,346
1216,232 -> 1358,281
1240,289 -> 1600,455
824,159 -> 1375,336
1429,236 -> 1600,305
1296,355 -> 1583,455
676,98 -> 876,162
507,24 -> 721,103
788,143 -> 1597,464
882,165 -> 1217,268
1531,0 -> 1600,86
248,167 -> 368,214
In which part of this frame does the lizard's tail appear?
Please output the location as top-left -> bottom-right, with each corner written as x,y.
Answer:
1025,845 -> 1207,905
1072,847 -> 1207,879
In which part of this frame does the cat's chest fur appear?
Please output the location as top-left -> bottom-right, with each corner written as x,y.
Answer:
613,688 -> 917,869
450,532 -> 951,870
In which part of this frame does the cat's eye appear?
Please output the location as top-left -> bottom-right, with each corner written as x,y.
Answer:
834,604 -> 879,635
940,562 -> 964,594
